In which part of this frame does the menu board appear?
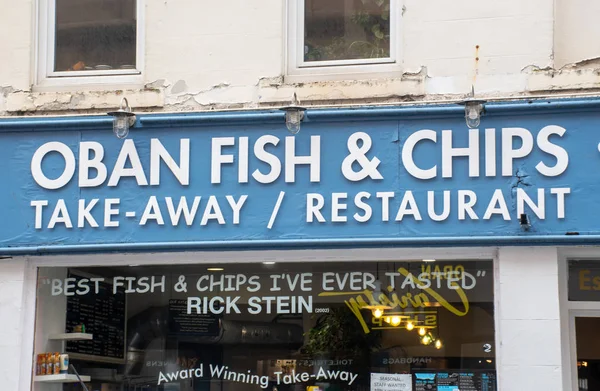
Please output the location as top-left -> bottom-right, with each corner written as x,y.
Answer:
479,372 -> 497,391
413,371 -> 496,391
414,373 -> 437,391
168,299 -> 221,336
65,271 -> 126,361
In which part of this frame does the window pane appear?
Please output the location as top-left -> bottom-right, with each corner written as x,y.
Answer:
575,317 -> 600,390
304,0 -> 391,62
34,260 -> 496,391
54,0 -> 136,72
568,260 -> 600,301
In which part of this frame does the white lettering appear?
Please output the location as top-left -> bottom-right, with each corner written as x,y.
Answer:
285,136 -> 320,183
31,142 -> 76,189
79,141 -> 107,187
536,125 -> 569,176
108,140 -> 148,186
502,127 -> 533,176
211,137 -> 235,184
150,138 -> 190,186
402,129 -> 437,179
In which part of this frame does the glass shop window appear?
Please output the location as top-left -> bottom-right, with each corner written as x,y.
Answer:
41,0 -> 138,77
303,0 -> 391,64
569,260 -> 600,391
33,259 -> 496,391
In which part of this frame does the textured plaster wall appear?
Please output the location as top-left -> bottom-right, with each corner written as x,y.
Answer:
0,0 -> 32,92
403,0 -> 554,95
554,0 -> 600,69
0,0 -> 600,114
0,260 -> 27,391
496,247 -> 565,391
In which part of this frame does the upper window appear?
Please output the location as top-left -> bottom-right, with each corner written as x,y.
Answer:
287,0 -> 401,79
37,0 -> 143,87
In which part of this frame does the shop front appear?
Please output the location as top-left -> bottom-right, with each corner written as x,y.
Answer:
2,99 -> 600,391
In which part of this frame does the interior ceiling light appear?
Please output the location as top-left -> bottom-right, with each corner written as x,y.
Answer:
207,267 -> 224,272
421,334 -> 432,345
363,280 -> 393,315
107,97 -> 136,139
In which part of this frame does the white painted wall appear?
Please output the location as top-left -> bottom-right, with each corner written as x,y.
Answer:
0,0 -> 32,92
0,259 -> 28,391
31,268 -> 68,391
496,247 -> 566,391
554,0 -> 600,69
1,0 -> 600,115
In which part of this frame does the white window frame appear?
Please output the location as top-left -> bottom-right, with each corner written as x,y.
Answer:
17,246 -> 496,391
35,0 -> 144,89
558,249 -> 600,391
567,310 -> 600,391
286,0 -> 403,81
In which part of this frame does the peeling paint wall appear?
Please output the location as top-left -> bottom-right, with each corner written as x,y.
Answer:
404,0 -> 554,95
554,0 -> 600,69
1,0 -> 600,115
0,0 -> 32,94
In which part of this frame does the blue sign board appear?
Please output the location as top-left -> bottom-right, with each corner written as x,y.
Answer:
1,100 -> 600,253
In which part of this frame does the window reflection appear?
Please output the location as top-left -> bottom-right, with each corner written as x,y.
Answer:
54,0 -> 136,72
304,0 -> 391,62
35,260 -> 496,391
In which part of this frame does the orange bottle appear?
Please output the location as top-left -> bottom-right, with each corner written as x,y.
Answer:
45,353 -> 53,375
53,353 -> 60,375
35,354 -> 41,375
40,354 -> 47,375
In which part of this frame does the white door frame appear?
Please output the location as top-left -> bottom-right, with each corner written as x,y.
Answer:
18,246 -> 498,391
567,308 -> 600,391
559,248 -> 600,391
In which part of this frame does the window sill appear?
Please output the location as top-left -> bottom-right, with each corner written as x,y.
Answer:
33,74 -> 145,93
285,62 -> 404,83
260,72 -> 425,106
5,88 -> 164,113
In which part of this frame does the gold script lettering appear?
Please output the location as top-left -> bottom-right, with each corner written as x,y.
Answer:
319,266 -> 471,334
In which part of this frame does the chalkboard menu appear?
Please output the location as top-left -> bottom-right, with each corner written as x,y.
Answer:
413,371 -> 497,391
168,299 -> 221,336
65,271 -> 126,361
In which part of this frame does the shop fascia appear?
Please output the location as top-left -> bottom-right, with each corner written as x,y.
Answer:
28,125 -> 568,229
